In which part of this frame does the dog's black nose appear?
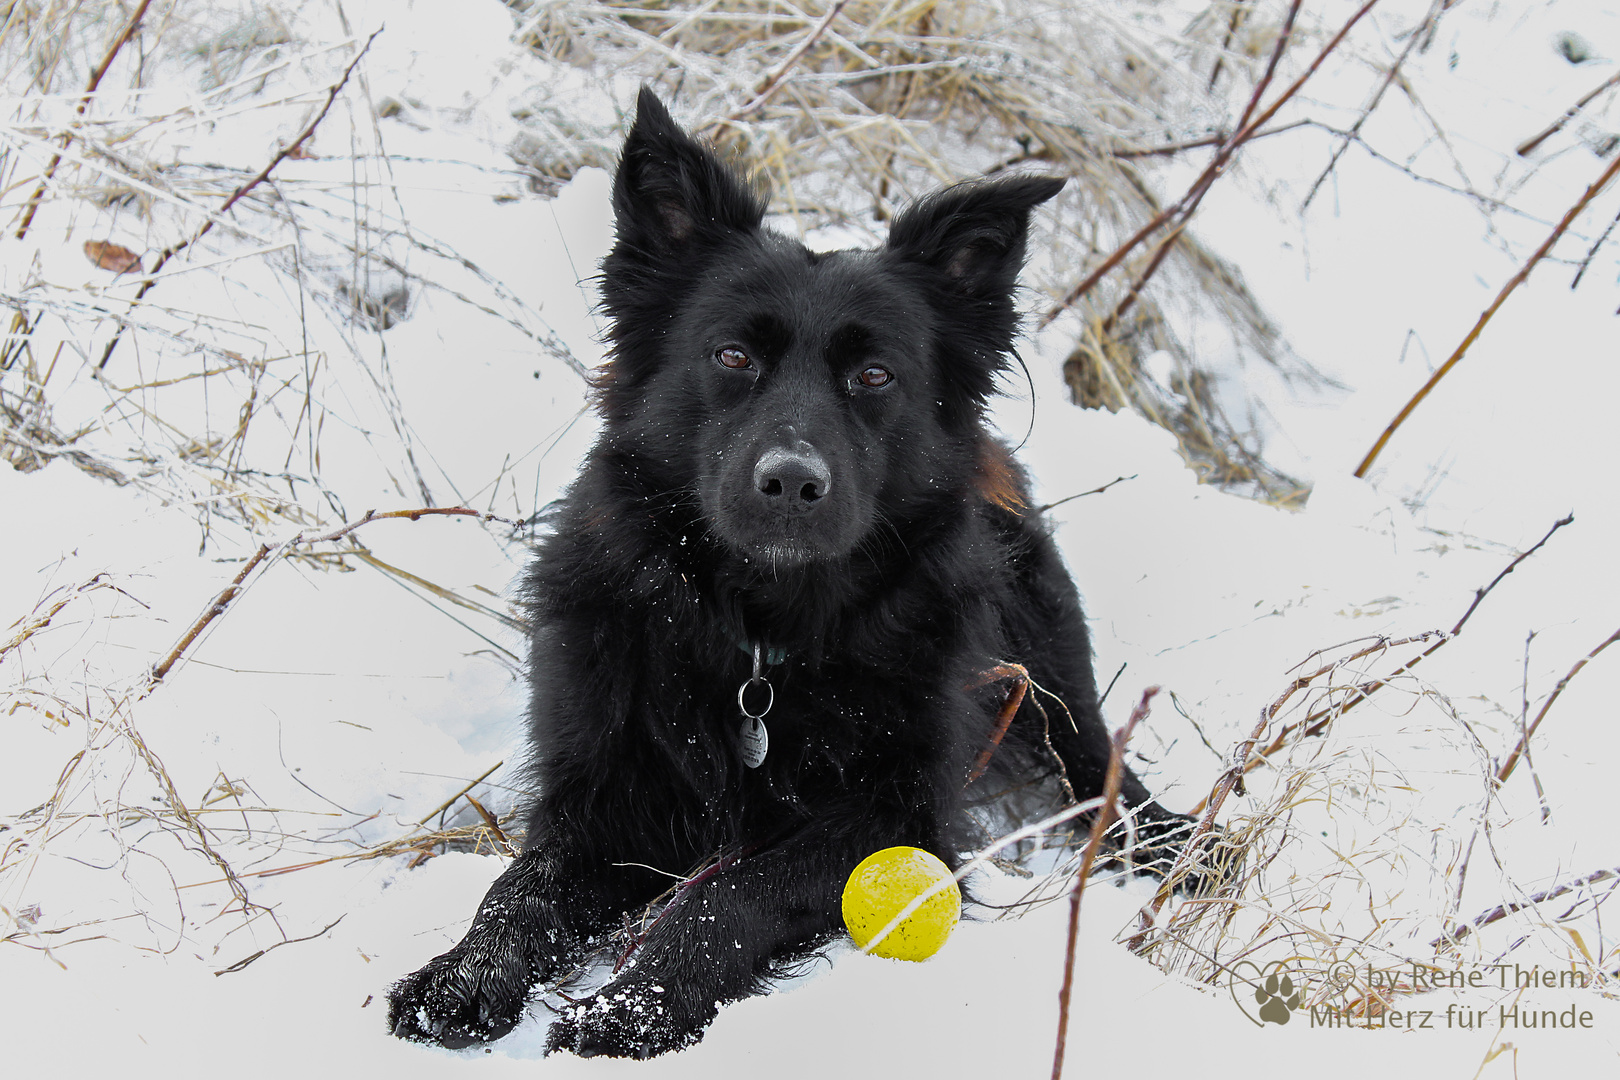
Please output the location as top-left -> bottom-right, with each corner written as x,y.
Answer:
753,443 -> 831,511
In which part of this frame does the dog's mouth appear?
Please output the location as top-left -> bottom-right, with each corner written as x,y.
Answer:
737,538 -> 820,571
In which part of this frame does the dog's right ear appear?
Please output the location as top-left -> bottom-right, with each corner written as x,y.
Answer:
611,88 -> 766,257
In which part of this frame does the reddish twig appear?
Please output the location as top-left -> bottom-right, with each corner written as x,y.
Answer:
966,662 -> 1030,783
97,30 -> 381,371
463,793 -> 516,856
14,0 -> 155,241
1496,624 -> 1620,786
1232,0 -> 1303,135
1053,687 -> 1156,1080
149,505 -> 512,685
1040,0 -> 1380,331
1517,69 -> 1620,158
1102,220 -> 1186,335
1432,866 -> 1620,950
1354,150 -> 1620,477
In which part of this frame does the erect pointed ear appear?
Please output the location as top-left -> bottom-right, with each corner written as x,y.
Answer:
611,87 -> 767,256
884,175 -> 1065,298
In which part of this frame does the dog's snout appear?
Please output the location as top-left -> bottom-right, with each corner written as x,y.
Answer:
753,443 -> 831,510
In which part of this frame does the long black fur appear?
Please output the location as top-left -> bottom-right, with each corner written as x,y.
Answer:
386,88 -> 1193,1059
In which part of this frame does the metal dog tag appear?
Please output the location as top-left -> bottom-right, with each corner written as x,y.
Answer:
737,642 -> 774,769
738,715 -> 769,769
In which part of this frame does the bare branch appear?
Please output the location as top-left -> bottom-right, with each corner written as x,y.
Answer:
1354,151 -> 1620,478
1053,687 -> 1156,1080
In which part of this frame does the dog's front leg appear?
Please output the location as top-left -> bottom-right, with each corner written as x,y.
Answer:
543,835 -> 898,1059
387,846 -> 614,1048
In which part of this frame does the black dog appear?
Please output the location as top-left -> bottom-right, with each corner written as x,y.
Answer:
387,88 -> 1193,1058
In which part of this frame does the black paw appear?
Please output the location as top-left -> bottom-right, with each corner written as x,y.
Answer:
387,947 -> 534,1049
1113,811 -> 1219,892
544,981 -> 712,1060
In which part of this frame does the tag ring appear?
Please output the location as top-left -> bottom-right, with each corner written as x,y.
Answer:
738,677 -> 773,720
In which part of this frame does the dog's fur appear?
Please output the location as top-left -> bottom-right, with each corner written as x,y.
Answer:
386,88 -> 1191,1058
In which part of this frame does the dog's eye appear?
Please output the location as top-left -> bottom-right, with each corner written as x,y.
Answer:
855,365 -> 892,389
715,346 -> 753,370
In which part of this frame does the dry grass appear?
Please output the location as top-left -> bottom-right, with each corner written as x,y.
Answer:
1124,636 -> 1620,1022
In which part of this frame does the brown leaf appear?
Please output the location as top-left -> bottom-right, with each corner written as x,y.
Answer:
83,240 -> 143,274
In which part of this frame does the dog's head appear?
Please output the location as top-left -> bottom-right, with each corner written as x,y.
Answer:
596,88 -> 1062,570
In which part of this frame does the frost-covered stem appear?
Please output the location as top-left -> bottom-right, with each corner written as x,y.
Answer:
1354,150 -> 1620,478
1053,687 -> 1155,1080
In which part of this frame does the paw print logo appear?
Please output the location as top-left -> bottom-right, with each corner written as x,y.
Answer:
1229,961 -> 1306,1027
1255,971 -> 1303,1025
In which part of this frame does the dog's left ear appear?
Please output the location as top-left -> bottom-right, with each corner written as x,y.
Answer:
885,175 -> 1065,299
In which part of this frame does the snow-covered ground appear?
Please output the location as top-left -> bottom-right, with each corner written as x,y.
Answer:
3,0 -> 1619,1074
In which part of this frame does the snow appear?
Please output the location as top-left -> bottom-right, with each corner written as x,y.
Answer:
4,0 -> 1620,1075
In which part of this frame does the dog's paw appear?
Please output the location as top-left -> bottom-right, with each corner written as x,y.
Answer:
387,948 -> 533,1049
544,981 -> 712,1060
1114,812 -> 1222,893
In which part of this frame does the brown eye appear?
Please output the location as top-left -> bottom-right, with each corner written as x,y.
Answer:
716,346 -> 753,370
856,365 -> 892,389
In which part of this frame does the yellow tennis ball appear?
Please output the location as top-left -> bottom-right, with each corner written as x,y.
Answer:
842,846 -> 961,961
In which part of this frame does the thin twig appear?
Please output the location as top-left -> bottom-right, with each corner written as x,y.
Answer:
1053,687 -> 1156,1080
1354,150 -> 1620,477
1108,119 -> 1309,159
149,505 -> 512,685
1218,514 -> 1573,791
1035,474 -> 1137,514
1570,203 -> 1620,291
1516,69 -> 1620,158
1497,625 -> 1620,786
966,663 -> 1029,783
97,30 -> 382,372
1301,0 -> 1447,212
1207,0 -> 1250,93
417,760 -> 506,827
14,0 -> 155,241
214,915 -> 345,976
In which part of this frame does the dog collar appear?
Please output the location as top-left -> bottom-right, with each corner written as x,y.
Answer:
737,639 -> 788,667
